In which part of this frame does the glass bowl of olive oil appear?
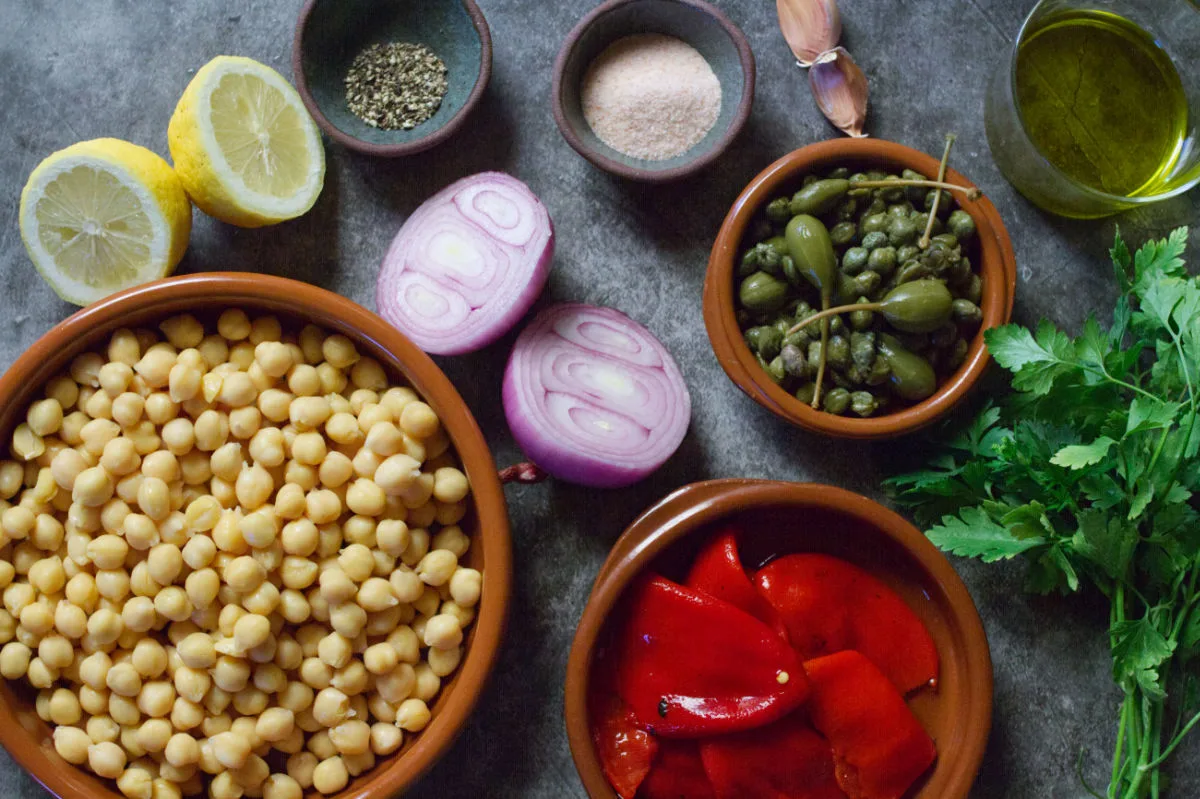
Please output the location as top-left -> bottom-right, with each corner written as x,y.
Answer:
985,0 -> 1199,218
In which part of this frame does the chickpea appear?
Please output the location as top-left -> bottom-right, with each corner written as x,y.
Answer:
210,730 -> 252,770
312,755 -> 349,795
88,740 -> 128,779
417,549 -> 458,587
54,725 -> 92,764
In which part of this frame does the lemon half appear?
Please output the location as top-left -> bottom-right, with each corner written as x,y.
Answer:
169,56 -> 325,228
19,138 -> 192,306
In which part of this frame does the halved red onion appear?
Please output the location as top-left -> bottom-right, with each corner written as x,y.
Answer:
503,304 -> 691,488
376,172 -> 554,355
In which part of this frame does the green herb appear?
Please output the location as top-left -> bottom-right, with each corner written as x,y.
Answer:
885,227 -> 1196,799
344,42 -> 448,130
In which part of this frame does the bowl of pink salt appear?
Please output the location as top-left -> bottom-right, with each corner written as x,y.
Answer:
551,0 -> 756,182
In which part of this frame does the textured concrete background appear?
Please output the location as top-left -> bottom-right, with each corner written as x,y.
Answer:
2,0 -> 1200,797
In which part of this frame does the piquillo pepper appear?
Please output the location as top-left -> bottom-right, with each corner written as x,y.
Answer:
804,651 -> 937,799
755,553 -> 938,693
685,528 -> 785,636
589,688 -> 658,799
639,740 -> 716,799
613,575 -> 810,737
698,713 -> 846,799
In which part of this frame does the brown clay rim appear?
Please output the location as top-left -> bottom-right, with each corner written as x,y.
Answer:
563,478 -> 993,799
550,0 -> 756,183
291,0 -> 493,158
0,273 -> 511,799
702,138 -> 1018,439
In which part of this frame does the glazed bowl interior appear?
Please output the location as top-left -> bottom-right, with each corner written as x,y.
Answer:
293,0 -> 491,156
565,479 -> 992,799
703,139 -> 1017,438
0,274 -> 510,799
552,0 -> 755,182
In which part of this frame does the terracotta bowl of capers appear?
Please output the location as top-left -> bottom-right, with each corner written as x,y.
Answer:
702,138 -> 1016,439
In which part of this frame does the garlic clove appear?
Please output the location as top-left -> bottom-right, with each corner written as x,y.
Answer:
777,0 -> 842,67
809,47 -> 868,138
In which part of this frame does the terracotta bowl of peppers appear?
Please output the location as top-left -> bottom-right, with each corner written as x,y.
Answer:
564,479 -> 992,799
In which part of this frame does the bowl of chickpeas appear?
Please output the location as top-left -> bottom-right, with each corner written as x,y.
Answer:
0,273 -> 511,799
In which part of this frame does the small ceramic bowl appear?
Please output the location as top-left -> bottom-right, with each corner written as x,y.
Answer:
292,0 -> 492,157
0,274 -> 511,798
703,138 -> 1018,438
551,0 -> 755,182
565,479 -> 992,799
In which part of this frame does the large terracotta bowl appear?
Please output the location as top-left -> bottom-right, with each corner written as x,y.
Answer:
0,273 -> 511,798
565,479 -> 992,799
703,138 -> 1017,438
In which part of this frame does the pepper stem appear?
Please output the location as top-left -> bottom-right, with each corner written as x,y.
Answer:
920,134 -> 957,249
787,301 -> 881,337
856,177 -> 981,200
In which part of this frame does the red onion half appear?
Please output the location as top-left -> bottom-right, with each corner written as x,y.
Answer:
502,304 -> 691,488
376,172 -> 554,355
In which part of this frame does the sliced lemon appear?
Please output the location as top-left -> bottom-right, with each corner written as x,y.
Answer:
19,138 -> 192,307
169,56 -> 325,228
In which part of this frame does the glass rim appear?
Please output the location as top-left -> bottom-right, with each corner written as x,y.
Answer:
1009,0 -> 1200,207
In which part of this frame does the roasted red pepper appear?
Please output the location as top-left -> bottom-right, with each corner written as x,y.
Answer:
685,528 -> 786,637
803,651 -> 937,799
613,575 -> 809,737
755,554 -> 938,693
640,741 -> 716,799
699,714 -> 847,799
590,688 -> 658,798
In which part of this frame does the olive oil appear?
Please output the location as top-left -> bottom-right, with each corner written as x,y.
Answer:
1014,9 -> 1188,197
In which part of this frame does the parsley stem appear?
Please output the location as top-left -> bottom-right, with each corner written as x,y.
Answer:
1141,709 -> 1200,771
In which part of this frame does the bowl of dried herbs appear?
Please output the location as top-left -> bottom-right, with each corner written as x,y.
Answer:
292,0 -> 492,157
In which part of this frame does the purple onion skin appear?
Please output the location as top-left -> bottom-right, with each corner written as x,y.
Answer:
501,304 -> 691,489
376,172 -> 554,356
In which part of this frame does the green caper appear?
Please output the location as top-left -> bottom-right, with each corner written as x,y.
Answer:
930,233 -> 960,250
948,338 -> 969,370
845,364 -> 869,385
909,211 -> 942,237
828,166 -> 850,180
895,259 -> 931,285
879,180 -> 906,204
878,334 -> 937,402
868,247 -> 897,276
741,242 -> 783,277
826,335 -> 851,368
887,202 -> 914,218
866,170 -> 888,182
964,273 -> 983,305
894,331 -> 930,352
830,369 -> 854,389
772,316 -> 794,337
795,383 -> 817,405
851,270 -> 881,298
901,169 -> 927,203
947,210 -> 977,241
745,326 -> 783,360
952,298 -> 984,325
860,213 -> 889,236
850,390 -> 879,417
850,298 -> 874,331
784,328 -> 811,349
861,231 -> 888,250
865,197 -> 887,216
850,331 -> 876,369
847,173 -> 871,198
766,356 -> 787,384
780,344 -> 808,378
897,245 -> 920,263
946,257 -> 972,284
887,216 -> 918,246
829,221 -> 857,247
822,387 -> 852,414
790,179 -> 851,216
842,247 -> 870,275
781,255 -> 803,288
766,197 -> 792,224
739,272 -> 789,314
873,279 -> 955,333
785,215 -> 838,305
865,355 -> 891,386
834,199 -> 857,222
807,339 -> 824,369
829,314 -> 847,336
923,190 -> 953,215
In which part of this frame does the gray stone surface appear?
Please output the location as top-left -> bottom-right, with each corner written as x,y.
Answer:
1,0 -> 1199,797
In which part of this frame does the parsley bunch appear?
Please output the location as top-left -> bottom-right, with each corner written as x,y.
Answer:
886,228 -> 1197,799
